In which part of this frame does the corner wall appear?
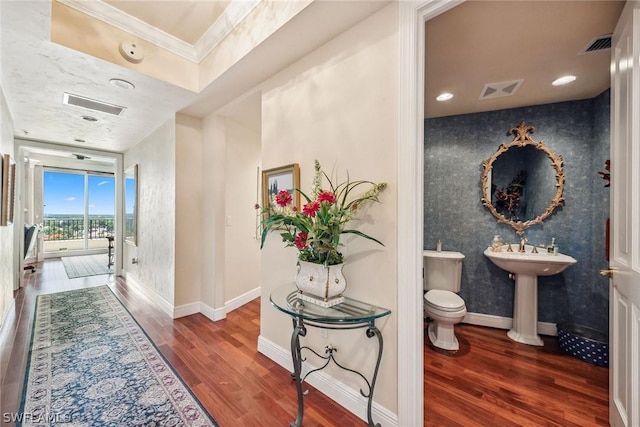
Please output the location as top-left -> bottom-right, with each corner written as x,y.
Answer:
223,118 -> 261,307
123,118 -> 176,310
175,114 -> 204,311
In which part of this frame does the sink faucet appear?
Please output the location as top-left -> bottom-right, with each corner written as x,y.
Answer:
518,238 -> 528,253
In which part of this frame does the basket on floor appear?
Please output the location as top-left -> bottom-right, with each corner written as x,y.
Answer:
557,323 -> 608,367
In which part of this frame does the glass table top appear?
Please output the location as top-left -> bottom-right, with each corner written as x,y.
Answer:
270,284 -> 391,324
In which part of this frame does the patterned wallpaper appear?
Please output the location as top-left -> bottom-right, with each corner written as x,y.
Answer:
424,90 -> 610,333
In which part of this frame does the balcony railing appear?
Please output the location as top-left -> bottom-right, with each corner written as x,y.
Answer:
42,218 -> 114,241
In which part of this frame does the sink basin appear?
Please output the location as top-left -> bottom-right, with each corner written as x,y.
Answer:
484,244 -> 577,346
484,244 -> 577,276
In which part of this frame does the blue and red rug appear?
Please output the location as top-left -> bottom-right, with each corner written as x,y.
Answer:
18,286 -> 217,426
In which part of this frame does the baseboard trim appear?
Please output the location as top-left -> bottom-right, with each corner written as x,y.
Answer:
463,312 -> 557,336
199,302 -> 226,322
125,273 -> 174,318
173,302 -> 201,319
225,287 -> 260,313
0,297 -> 16,334
257,335 -> 399,427
173,287 -> 260,321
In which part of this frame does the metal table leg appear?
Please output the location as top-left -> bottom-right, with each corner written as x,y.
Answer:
290,317 -> 307,427
364,322 -> 383,427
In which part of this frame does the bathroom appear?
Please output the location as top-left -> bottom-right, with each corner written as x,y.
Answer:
423,91 -> 611,339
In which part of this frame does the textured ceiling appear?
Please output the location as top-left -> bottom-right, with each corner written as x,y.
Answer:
0,0 -> 627,162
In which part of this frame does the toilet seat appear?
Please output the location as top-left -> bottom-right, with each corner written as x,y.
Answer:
424,289 -> 465,312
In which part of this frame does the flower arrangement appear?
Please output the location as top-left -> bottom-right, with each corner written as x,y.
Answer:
257,160 -> 387,266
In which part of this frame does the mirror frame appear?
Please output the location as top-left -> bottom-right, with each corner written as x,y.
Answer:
124,164 -> 138,246
481,122 -> 565,235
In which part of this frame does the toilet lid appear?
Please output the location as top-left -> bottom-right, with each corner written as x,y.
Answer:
424,290 -> 465,311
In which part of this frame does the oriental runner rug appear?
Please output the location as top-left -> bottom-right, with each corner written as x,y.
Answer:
18,286 -> 217,427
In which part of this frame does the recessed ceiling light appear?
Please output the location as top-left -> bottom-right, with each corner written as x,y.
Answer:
552,75 -> 577,86
436,92 -> 454,102
109,78 -> 135,90
81,115 -> 98,122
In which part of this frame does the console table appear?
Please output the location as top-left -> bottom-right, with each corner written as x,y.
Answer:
270,284 -> 391,427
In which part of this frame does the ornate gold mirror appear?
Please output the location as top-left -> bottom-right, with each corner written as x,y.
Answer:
481,122 -> 565,235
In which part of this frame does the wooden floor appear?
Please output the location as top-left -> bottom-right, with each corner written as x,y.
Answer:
1,259 -> 608,426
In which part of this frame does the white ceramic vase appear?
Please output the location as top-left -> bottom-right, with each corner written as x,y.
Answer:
295,260 -> 346,307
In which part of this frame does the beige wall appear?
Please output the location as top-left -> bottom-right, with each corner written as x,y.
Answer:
223,118 -> 261,303
175,114 -> 204,307
259,3 -> 399,413
124,118 -> 176,305
0,84 -> 15,327
200,115 -> 226,312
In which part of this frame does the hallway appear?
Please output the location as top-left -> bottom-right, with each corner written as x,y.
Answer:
1,260 -> 609,426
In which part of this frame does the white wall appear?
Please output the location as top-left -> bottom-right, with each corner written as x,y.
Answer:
123,118 -> 176,308
198,113 -> 262,317
223,118 -> 261,305
200,115 -> 226,314
175,114 -> 204,309
258,3 -> 399,416
0,84 -> 15,327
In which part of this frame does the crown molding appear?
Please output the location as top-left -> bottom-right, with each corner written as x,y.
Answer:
194,0 -> 261,60
57,0 -> 259,63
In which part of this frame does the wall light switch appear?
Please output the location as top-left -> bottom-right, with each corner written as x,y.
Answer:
226,216 -> 232,226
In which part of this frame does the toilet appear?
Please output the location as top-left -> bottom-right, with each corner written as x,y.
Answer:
423,250 -> 466,351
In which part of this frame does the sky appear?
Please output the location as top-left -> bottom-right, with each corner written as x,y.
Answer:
44,171 -> 115,216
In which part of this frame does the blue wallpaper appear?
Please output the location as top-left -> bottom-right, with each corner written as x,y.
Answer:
424,90 -> 610,334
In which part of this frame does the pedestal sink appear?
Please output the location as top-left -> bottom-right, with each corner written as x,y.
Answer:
484,244 -> 577,346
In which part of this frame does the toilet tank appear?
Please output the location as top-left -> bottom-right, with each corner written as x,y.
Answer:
423,250 -> 465,292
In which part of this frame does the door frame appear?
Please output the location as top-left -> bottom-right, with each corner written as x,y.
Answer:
14,139 -> 124,288
398,1 -> 464,424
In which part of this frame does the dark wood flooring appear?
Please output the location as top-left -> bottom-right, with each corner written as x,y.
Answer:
1,258 -> 608,426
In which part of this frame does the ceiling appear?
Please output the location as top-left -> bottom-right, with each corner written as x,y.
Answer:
0,0 -> 626,164
425,1 -> 625,119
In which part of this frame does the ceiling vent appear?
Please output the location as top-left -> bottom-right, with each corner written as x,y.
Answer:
479,79 -> 524,100
580,34 -> 612,55
63,93 -> 125,116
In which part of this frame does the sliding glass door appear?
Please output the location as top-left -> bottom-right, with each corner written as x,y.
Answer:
43,169 -> 114,254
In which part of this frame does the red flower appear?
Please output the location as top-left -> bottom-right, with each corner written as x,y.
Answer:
294,232 -> 308,249
317,191 -> 336,204
303,201 -> 320,217
275,190 -> 292,207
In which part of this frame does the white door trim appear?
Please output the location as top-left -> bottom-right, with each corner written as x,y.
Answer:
397,1 -> 465,425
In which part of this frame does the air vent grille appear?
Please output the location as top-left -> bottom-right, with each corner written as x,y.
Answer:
479,79 -> 524,100
580,35 -> 612,54
63,93 -> 125,116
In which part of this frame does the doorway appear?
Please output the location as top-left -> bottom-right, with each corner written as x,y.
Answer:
42,169 -> 115,255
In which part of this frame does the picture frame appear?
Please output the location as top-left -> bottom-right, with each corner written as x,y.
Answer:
1,153 -> 15,226
262,163 -> 300,212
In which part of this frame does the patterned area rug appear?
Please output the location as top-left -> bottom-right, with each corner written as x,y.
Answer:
61,254 -> 111,279
19,286 -> 217,426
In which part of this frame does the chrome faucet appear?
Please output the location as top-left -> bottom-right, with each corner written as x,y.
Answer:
518,237 -> 528,253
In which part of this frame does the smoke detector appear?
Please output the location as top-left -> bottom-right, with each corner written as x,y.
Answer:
119,41 -> 145,64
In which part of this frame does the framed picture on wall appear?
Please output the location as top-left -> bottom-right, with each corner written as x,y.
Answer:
1,153 -> 15,226
261,163 -> 300,212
